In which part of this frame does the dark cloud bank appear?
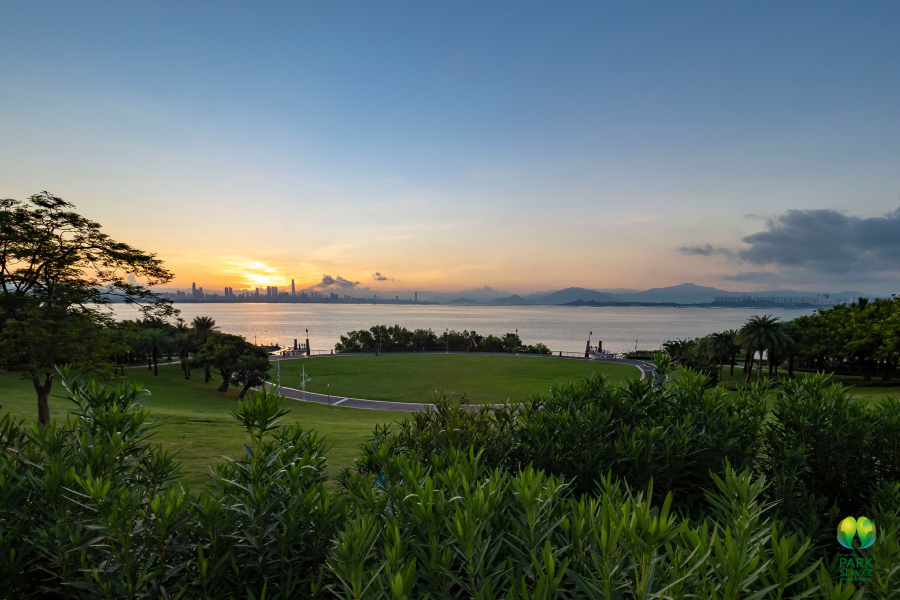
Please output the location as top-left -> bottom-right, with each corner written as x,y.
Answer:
680,207 -> 900,286
315,274 -> 359,289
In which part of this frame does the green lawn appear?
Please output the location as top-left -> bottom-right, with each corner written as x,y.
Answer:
0,365 -> 396,487
276,354 -> 639,404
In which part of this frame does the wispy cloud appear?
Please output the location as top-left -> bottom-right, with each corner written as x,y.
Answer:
677,245 -> 737,259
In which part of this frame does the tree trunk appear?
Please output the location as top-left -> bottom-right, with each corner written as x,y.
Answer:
204,366 -> 211,383
32,372 -> 52,426
882,359 -> 893,381
757,351 -> 764,383
153,352 -> 159,376
239,384 -> 252,399
730,355 -> 735,377
744,351 -> 754,382
148,354 -> 152,370
788,354 -> 794,379
769,353 -> 775,378
217,371 -> 231,392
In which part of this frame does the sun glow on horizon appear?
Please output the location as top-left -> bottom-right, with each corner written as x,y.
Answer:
221,260 -> 297,289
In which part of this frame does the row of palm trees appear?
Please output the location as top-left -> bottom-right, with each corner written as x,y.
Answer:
663,315 -> 791,382
121,315 -> 219,379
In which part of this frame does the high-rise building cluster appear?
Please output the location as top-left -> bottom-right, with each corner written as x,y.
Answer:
713,294 -> 856,306
162,282 -> 424,305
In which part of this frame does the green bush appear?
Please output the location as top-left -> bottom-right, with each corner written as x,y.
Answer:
763,374 -> 900,539
2,369 -> 899,598
0,371 -> 343,599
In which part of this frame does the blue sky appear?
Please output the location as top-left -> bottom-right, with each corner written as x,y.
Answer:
2,2 -> 898,293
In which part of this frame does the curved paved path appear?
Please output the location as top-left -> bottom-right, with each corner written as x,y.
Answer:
269,353 -> 653,413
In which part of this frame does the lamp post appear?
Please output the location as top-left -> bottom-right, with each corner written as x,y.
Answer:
327,382 -> 331,406
514,328 -> 518,356
300,364 -> 310,401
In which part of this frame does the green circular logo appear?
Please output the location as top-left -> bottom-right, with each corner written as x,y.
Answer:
837,516 -> 876,549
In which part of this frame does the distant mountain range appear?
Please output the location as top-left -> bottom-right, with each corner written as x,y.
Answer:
413,283 -> 874,306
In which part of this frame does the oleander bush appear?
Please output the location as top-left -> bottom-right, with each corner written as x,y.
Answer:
367,364 -> 900,539
2,367 -> 899,598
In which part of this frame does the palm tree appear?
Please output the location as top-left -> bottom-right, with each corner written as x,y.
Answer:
739,315 -> 784,382
191,316 -> 219,382
710,332 -> 736,380
141,328 -> 170,376
663,339 -> 693,366
723,329 -> 741,376
174,321 -> 196,379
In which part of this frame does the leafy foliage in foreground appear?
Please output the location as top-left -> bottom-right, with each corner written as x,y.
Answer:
1,369 -> 899,598
361,363 -> 900,542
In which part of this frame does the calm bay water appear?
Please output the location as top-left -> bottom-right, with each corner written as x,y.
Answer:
113,304 -> 815,354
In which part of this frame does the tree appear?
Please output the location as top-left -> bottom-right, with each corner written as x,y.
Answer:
739,315 -> 784,383
173,321 -> 196,379
663,339 -> 693,366
191,333 -> 250,392
191,316 -> 219,382
710,332 -> 735,380
723,329 -> 741,376
231,345 -> 271,399
141,328 -> 171,376
0,192 -> 173,424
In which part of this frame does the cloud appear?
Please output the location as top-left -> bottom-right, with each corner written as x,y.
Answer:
678,245 -> 736,259
315,274 -> 359,289
737,207 -> 900,274
683,207 -> 900,282
372,272 -> 395,282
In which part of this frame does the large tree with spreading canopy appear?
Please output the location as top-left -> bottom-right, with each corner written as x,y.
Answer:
0,192 -> 174,424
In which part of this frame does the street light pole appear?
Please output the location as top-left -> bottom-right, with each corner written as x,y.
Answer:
327,382 -> 331,406
515,328 -> 518,356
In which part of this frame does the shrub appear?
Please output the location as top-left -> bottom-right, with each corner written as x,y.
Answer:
0,371 -> 343,599
2,369 -> 899,597
335,450 -> 886,599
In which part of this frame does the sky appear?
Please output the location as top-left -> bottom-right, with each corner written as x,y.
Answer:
1,1 -> 899,295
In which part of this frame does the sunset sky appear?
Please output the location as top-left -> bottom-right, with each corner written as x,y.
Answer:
2,2 -> 899,294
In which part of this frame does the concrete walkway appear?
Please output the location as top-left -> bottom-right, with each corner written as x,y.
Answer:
271,353 -> 651,413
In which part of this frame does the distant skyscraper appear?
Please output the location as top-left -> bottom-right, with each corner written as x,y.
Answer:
291,279 -> 295,295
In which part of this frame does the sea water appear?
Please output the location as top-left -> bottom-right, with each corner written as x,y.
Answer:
112,303 -> 816,354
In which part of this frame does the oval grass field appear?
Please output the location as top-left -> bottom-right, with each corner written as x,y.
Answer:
276,354 -> 639,404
